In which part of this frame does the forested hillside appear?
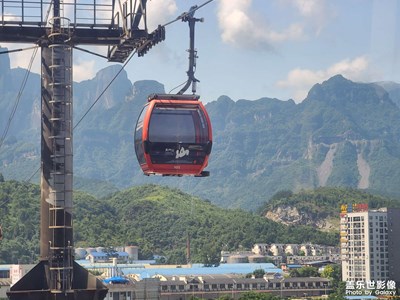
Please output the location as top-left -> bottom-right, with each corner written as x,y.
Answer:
0,178 -> 344,264
259,187 -> 400,230
2,46 -> 400,210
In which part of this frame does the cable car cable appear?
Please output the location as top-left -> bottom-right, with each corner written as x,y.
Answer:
168,80 -> 187,94
73,46 -> 109,60
24,0 -> 216,181
25,48 -> 139,183
162,0 -> 215,27
75,0 -> 215,129
0,47 -> 39,152
74,49 -> 138,130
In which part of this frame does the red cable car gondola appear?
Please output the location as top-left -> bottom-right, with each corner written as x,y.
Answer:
135,94 -> 212,177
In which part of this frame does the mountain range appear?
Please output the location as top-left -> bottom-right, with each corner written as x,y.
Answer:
1,46 -> 400,210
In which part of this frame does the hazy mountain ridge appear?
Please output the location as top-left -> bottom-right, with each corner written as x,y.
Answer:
2,47 -> 400,209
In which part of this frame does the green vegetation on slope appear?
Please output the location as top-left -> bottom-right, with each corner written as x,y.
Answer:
3,73 -> 400,211
259,187 -> 400,220
0,180 -> 343,264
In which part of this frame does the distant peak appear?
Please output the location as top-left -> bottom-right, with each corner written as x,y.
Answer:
132,80 -> 165,99
305,74 -> 354,101
321,74 -> 353,86
324,74 -> 351,84
216,95 -> 234,103
95,64 -> 124,78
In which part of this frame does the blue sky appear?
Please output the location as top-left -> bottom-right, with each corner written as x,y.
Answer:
2,0 -> 400,103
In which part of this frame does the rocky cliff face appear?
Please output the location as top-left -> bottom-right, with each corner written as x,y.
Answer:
307,139 -> 377,189
264,205 -> 337,231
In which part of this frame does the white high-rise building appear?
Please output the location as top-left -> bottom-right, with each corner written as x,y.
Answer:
340,205 -> 400,283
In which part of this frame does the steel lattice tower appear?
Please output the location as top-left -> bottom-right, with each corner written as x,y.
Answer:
0,0 -> 164,298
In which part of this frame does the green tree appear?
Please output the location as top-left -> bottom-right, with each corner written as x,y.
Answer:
327,281 -> 346,300
200,243 -> 221,267
321,264 -> 342,288
289,266 -> 319,277
246,269 -> 265,279
289,269 -> 300,277
216,295 -> 233,300
298,250 -> 305,256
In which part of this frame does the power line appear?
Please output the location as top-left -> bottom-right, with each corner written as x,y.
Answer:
75,0 -> 216,129
24,49 -> 138,182
163,0 -> 215,27
73,49 -> 138,130
24,0 -> 216,183
168,80 -> 188,94
0,46 -> 39,151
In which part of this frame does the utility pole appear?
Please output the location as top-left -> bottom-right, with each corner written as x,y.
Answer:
0,0 -> 164,299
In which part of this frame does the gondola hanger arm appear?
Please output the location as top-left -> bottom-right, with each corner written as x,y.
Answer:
178,6 -> 203,95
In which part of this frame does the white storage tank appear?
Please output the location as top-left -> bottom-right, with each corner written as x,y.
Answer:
125,246 -> 139,261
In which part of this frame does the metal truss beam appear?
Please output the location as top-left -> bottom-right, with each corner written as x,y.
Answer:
0,0 -> 154,62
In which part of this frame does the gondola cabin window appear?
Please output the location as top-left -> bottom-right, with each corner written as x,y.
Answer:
134,95 -> 212,176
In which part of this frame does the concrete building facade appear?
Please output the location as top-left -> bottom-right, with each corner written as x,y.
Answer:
340,205 -> 400,283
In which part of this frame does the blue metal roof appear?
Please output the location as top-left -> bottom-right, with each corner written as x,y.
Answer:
124,263 -> 282,279
103,276 -> 129,284
287,264 -> 302,268
86,251 -> 129,258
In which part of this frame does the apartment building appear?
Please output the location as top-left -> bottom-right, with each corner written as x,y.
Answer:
340,204 -> 400,282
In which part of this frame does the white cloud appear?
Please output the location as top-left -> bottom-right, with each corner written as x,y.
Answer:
277,56 -> 370,102
291,0 -> 328,17
73,60 -> 96,82
147,0 -> 178,31
283,0 -> 333,35
217,0 -> 304,50
5,45 -> 41,74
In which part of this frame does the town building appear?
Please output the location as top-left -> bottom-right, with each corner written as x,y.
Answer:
249,243 -> 340,265
340,204 -> 400,282
0,262 -> 332,299
103,275 -> 331,300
